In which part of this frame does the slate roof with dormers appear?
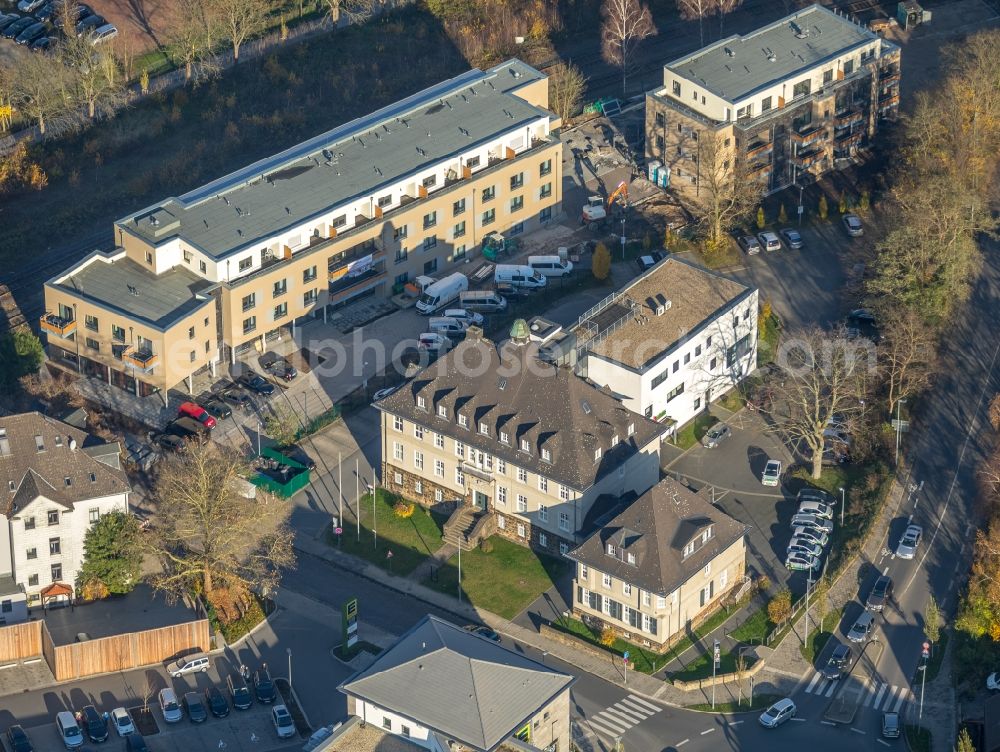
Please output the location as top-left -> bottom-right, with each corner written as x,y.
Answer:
567,477 -> 747,596
0,412 -> 129,518
376,330 -> 667,491
339,615 -> 575,752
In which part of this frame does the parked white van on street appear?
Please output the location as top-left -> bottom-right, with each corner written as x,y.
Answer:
494,264 -> 547,290
528,255 -> 573,278
416,273 -> 468,314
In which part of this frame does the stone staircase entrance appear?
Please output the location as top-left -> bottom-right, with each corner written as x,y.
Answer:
442,505 -> 495,550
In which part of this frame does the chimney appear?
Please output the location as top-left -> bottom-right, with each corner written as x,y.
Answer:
69,438 -> 77,452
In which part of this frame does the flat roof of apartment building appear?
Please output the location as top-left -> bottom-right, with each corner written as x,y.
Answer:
118,59 -> 549,261
666,4 -> 878,103
50,252 -> 215,329
574,256 -> 753,371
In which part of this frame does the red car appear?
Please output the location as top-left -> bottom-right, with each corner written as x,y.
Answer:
178,401 -> 216,429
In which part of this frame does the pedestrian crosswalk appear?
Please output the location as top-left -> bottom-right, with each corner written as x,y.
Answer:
585,694 -> 663,739
802,672 -> 913,712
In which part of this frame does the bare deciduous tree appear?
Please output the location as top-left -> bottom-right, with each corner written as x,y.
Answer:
61,36 -> 128,119
171,0 -> 222,82
676,0 -> 713,47
212,0 -> 270,63
766,328 -> 872,479
321,0 -> 384,26
10,52 -> 74,135
689,129 -> 762,250
145,442 -> 295,600
547,62 -> 587,124
876,305 -> 937,415
600,0 -> 655,97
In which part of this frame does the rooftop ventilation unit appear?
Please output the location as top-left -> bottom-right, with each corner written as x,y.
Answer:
724,46 -> 734,56
581,400 -> 593,415
768,53 -> 777,62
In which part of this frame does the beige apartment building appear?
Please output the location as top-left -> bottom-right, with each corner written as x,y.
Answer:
374,324 -> 668,556
41,59 -> 563,402
645,4 -> 900,198
568,478 -> 747,650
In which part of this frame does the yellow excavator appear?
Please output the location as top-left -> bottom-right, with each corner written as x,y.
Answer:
581,181 -> 629,230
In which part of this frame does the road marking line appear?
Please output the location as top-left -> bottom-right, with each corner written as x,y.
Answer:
892,689 -> 908,713
851,727 -> 867,735
603,708 -> 640,726
821,721 -> 837,726
883,686 -> 901,712
610,704 -> 647,723
902,337 -> 1000,600
790,717 -> 807,722
619,699 -> 655,716
872,684 -> 888,709
882,565 -> 890,575
587,720 -> 621,738
729,720 -> 744,726
626,695 -> 660,713
877,739 -> 892,747
676,739 -> 689,747
701,728 -> 715,735
805,672 -> 823,693
825,680 -> 838,698
592,713 -> 629,734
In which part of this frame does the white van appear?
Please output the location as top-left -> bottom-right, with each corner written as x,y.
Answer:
428,317 -> 468,339
442,308 -> 484,327
459,290 -> 507,313
528,255 -> 573,278
56,711 -> 84,749
494,264 -> 547,290
416,273 -> 469,314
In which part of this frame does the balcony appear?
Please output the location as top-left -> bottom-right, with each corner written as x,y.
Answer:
39,313 -> 76,338
747,162 -> 772,178
122,347 -> 158,372
880,71 -> 901,85
461,462 -> 494,483
328,266 -> 386,306
879,94 -> 900,110
329,249 -> 385,283
835,131 -> 863,147
745,141 -> 773,159
835,109 -> 864,128
791,125 -> 828,148
791,148 -> 825,169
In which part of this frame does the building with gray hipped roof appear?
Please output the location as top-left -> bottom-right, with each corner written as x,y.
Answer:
324,614 -> 575,752
567,477 -> 747,651
375,323 -> 668,555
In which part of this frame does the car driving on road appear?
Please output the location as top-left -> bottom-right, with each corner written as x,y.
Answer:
847,610 -> 876,642
821,644 -> 853,680
895,524 -> 922,559
759,698 -> 796,728
866,575 -> 893,612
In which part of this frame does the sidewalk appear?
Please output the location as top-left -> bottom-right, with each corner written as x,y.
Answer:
292,531 -> 800,709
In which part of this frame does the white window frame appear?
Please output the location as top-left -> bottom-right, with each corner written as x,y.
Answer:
559,512 -> 570,532
580,564 -> 589,579
517,467 -> 527,483
539,532 -> 548,548
496,458 -> 506,474
623,582 -> 632,596
455,441 -> 465,459
602,573 -> 612,589
559,485 -> 570,501
455,468 -> 465,486
642,591 -> 651,607
538,476 -> 548,492
413,451 -> 424,470
434,432 -> 444,449
393,415 -> 403,432
517,523 -> 526,538
657,595 -> 666,609
538,504 -> 548,522
434,459 -> 445,478
393,442 -> 404,462
516,494 -> 528,513
414,425 -> 424,440
496,487 -> 507,505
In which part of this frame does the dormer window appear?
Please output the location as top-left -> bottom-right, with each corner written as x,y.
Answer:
541,448 -> 551,462
594,447 -> 602,462
500,431 -> 509,444
437,405 -> 448,419
55,436 -> 63,447
479,422 -> 489,435
606,543 -> 615,556
683,540 -> 695,558
627,552 -> 636,565
520,439 -> 530,453
417,396 -> 426,409
627,422 -> 635,437
458,414 -> 468,428
611,434 -> 619,447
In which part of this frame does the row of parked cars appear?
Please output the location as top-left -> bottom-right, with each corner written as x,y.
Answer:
784,488 -> 837,572
737,213 -> 864,256
0,0 -> 117,52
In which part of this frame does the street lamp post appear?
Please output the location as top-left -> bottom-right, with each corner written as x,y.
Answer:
839,487 -> 845,527
256,421 -> 263,456
919,642 -> 929,720
797,184 -> 804,227
895,399 -> 907,465
620,215 -> 626,261
712,640 -> 720,710
287,648 -> 292,689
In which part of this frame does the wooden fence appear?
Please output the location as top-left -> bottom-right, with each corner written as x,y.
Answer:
0,621 -> 42,662
48,620 -> 210,681
0,618 -> 209,681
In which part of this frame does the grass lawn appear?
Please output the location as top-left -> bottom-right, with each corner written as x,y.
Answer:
423,536 -> 567,620
730,606 -> 773,644
658,600 -> 750,670
905,725 -> 932,752
686,693 -> 781,712
670,606 -> 772,682
799,604 -> 847,663
550,617 -> 665,674
326,490 -> 446,577
674,412 -> 719,450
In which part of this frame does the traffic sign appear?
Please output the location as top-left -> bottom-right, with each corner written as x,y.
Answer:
713,640 -> 721,668
335,527 -> 343,535
623,651 -> 630,661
